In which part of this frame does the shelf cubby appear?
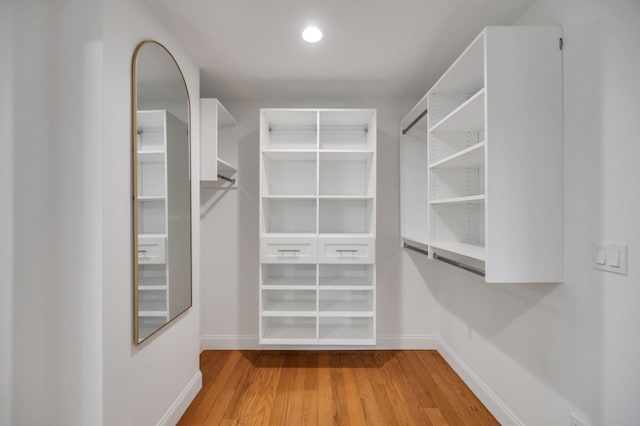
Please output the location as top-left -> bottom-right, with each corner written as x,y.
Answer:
138,199 -> 165,235
319,152 -> 374,197
319,198 -> 373,234
430,166 -> 484,201
262,317 -> 317,342
319,290 -> 373,315
262,264 -> 317,289
262,153 -> 316,196
262,110 -> 318,150
319,317 -> 374,343
262,289 -> 317,316
319,110 -> 375,151
262,198 -> 317,234
319,264 -> 373,289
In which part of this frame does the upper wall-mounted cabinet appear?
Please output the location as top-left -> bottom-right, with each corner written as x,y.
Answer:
401,26 -> 564,283
200,98 -> 237,186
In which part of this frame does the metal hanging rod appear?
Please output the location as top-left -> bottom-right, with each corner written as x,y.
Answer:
217,174 -> 236,184
402,242 -> 485,277
402,108 -> 428,135
433,252 -> 485,277
403,242 -> 429,256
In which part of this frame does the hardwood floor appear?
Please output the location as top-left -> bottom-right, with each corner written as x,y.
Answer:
178,350 -> 498,425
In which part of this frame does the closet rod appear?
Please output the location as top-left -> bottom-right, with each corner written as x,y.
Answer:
217,174 -> 236,184
403,242 -> 486,277
401,108 -> 428,135
433,252 -> 485,277
403,242 -> 429,256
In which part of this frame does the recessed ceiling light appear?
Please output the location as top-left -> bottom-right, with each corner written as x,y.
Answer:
302,26 -> 323,43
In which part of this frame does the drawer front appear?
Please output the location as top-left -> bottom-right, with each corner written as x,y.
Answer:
261,237 -> 317,263
138,236 -> 166,264
318,238 -> 375,264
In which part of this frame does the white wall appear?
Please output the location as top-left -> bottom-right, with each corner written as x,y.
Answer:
435,1 -> 640,425
0,2 -> 14,425
102,0 -> 202,424
6,0 -> 104,424
200,98 -> 440,349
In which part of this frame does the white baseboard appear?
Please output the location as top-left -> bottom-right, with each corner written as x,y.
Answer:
375,334 -> 439,349
157,370 -> 202,426
436,339 -> 522,426
201,334 -> 438,351
201,334 -> 260,350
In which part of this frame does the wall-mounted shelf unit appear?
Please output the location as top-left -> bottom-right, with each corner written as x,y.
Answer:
200,98 -> 238,186
259,108 -> 377,345
400,26 -> 563,283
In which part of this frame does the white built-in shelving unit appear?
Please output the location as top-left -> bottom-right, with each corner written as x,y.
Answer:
200,98 -> 237,186
136,110 -> 187,339
259,108 -> 377,345
400,26 -> 563,283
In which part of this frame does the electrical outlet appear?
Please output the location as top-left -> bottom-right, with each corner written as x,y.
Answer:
570,413 -> 587,426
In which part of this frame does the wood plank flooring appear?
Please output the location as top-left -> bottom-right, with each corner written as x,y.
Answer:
178,350 -> 498,426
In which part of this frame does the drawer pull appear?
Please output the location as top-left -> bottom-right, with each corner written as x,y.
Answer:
336,249 -> 358,253
277,249 -> 301,256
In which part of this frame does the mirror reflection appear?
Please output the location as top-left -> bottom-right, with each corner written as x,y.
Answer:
133,41 -> 191,344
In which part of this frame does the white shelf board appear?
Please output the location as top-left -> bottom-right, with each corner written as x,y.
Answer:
318,338 -> 375,345
138,311 -> 168,317
429,88 -> 485,133
261,338 -> 319,345
430,142 -> 486,169
429,241 -> 486,261
318,195 -> 373,200
262,300 -> 316,314
138,233 -> 167,239
138,285 -> 167,291
262,277 -> 316,288
137,150 -> 165,162
318,233 -> 375,238
319,299 -> 373,313
262,324 -> 316,340
262,150 -> 317,160
217,158 -> 237,174
137,195 -> 166,201
262,310 -> 317,317
262,195 -> 317,200
318,323 -> 373,340
319,311 -> 374,318
319,150 -> 374,161
261,232 -> 317,238
430,195 -> 485,205
319,277 -> 371,288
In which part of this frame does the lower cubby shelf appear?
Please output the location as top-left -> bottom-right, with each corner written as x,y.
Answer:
261,317 -> 317,344
319,317 -> 374,343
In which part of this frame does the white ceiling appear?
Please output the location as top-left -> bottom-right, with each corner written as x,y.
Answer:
146,0 -> 536,101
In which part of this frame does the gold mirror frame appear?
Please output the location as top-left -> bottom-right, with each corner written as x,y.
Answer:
132,40 -> 192,344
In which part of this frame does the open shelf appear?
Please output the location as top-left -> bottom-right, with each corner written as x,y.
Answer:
138,311 -> 168,318
430,195 -> 485,205
263,155 -> 316,196
429,241 -> 486,261
319,110 -> 375,151
320,153 -> 374,197
429,89 -> 485,134
262,198 -> 317,234
137,150 -> 164,162
319,264 -> 373,289
318,317 -> 374,343
430,141 -> 485,169
262,317 -> 317,342
262,264 -> 316,288
263,150 -> 317,160
319,198 -> 373,234
319,290 -> 373,315
262,110 -> 318,151
262,289 -> 317,316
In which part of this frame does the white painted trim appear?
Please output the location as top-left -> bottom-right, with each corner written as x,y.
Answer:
375,334 -> 439,349
157,370 -> 202,426
201,334 -> 438,350
201,334 -> 260,350
437,339 -> 523,426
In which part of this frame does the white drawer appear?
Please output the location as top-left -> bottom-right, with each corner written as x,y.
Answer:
137,236 -> 166,264
318,237 -> 375,264
261,237 -> 317,263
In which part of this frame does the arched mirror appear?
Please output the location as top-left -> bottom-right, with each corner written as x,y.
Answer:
132,40 -> 191,344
